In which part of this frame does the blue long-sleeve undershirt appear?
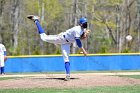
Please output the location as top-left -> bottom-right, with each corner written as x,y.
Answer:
75,37 -> 82,48
4,51 -> 6,56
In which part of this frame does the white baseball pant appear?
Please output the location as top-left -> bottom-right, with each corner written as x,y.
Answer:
40,33 -> 71,62
0,55 -> 4,67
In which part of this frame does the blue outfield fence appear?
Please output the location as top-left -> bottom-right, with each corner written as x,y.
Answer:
5,53 -> 140,73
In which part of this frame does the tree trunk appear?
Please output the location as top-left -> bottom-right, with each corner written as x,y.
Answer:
116,5 -> 121,52
0,0 -> 5,42
38,0 -> 45,54
11,0 -> 20,52
136,0 -> 140,51
72,0 -> 78,54
40,2 -> 45,54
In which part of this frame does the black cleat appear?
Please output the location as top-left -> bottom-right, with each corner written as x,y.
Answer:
27,15 -> 39,21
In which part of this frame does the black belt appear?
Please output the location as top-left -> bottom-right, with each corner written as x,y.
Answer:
63,35 -> 69,42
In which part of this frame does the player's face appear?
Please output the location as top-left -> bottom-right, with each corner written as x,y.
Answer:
82,22 -> 87,28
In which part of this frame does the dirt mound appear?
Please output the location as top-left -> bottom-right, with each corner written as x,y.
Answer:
0,73 -> 140,89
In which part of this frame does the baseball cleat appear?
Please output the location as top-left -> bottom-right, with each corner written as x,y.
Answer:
27,15 -> 39,21
64,75 -> 70,81
0,73 -> 5,75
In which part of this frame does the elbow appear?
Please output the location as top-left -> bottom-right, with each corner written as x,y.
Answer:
78,45 -> 82,48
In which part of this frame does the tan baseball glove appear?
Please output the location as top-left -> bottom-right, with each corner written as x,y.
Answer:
80,29 -> 90,40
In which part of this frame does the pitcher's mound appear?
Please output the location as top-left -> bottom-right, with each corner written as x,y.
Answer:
0,73 -> 140,89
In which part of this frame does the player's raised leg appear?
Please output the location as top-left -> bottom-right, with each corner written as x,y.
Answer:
27,15 -> 67,44
27,15 -> 49,42
27,15 -> 45,34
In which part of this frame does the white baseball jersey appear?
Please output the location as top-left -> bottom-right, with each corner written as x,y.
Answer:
0,44 -> 6,67
0,44 -> 6,55
62,25 -> 84,42
39,25 -> 84,62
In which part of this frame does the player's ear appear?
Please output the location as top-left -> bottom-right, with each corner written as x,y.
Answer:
79,23 -> 83,27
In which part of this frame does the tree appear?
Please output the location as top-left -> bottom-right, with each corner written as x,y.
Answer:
0,0 -> 5,42
0,0 -> 140,55
11,0 -> 21,53
136,0 -> 140,51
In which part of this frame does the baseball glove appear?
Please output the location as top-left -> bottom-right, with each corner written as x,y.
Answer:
80,29 -> 90,40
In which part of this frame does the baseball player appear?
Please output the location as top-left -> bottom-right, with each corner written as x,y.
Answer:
27,15 -> 90,81
0,43 -> 7,75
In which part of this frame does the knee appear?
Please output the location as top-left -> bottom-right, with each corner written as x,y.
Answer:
40,33 -> 47,41
40,36 -> 46,41
64,59 -> 69,62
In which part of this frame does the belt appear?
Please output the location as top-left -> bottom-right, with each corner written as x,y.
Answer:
63,35 -> 69,42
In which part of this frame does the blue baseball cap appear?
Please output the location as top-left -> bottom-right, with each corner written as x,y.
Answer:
79,17 -> 87,24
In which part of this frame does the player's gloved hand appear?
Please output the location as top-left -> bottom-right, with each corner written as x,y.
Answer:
4,56 -> 7,62
80,29 -> 90,40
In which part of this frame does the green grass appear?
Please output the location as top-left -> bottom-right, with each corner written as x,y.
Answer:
0,77 -> 18,81
0,86 -> 140,93
118,75 -> 140,79
0,76 -> 24,81
5,70 -> 140,75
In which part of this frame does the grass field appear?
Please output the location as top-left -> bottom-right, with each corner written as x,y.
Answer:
4,70 -> 140,75
0,77 -> 23,81
0,77 -> 15,80
118,75 -> 140,79
0,86 -> 140,93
